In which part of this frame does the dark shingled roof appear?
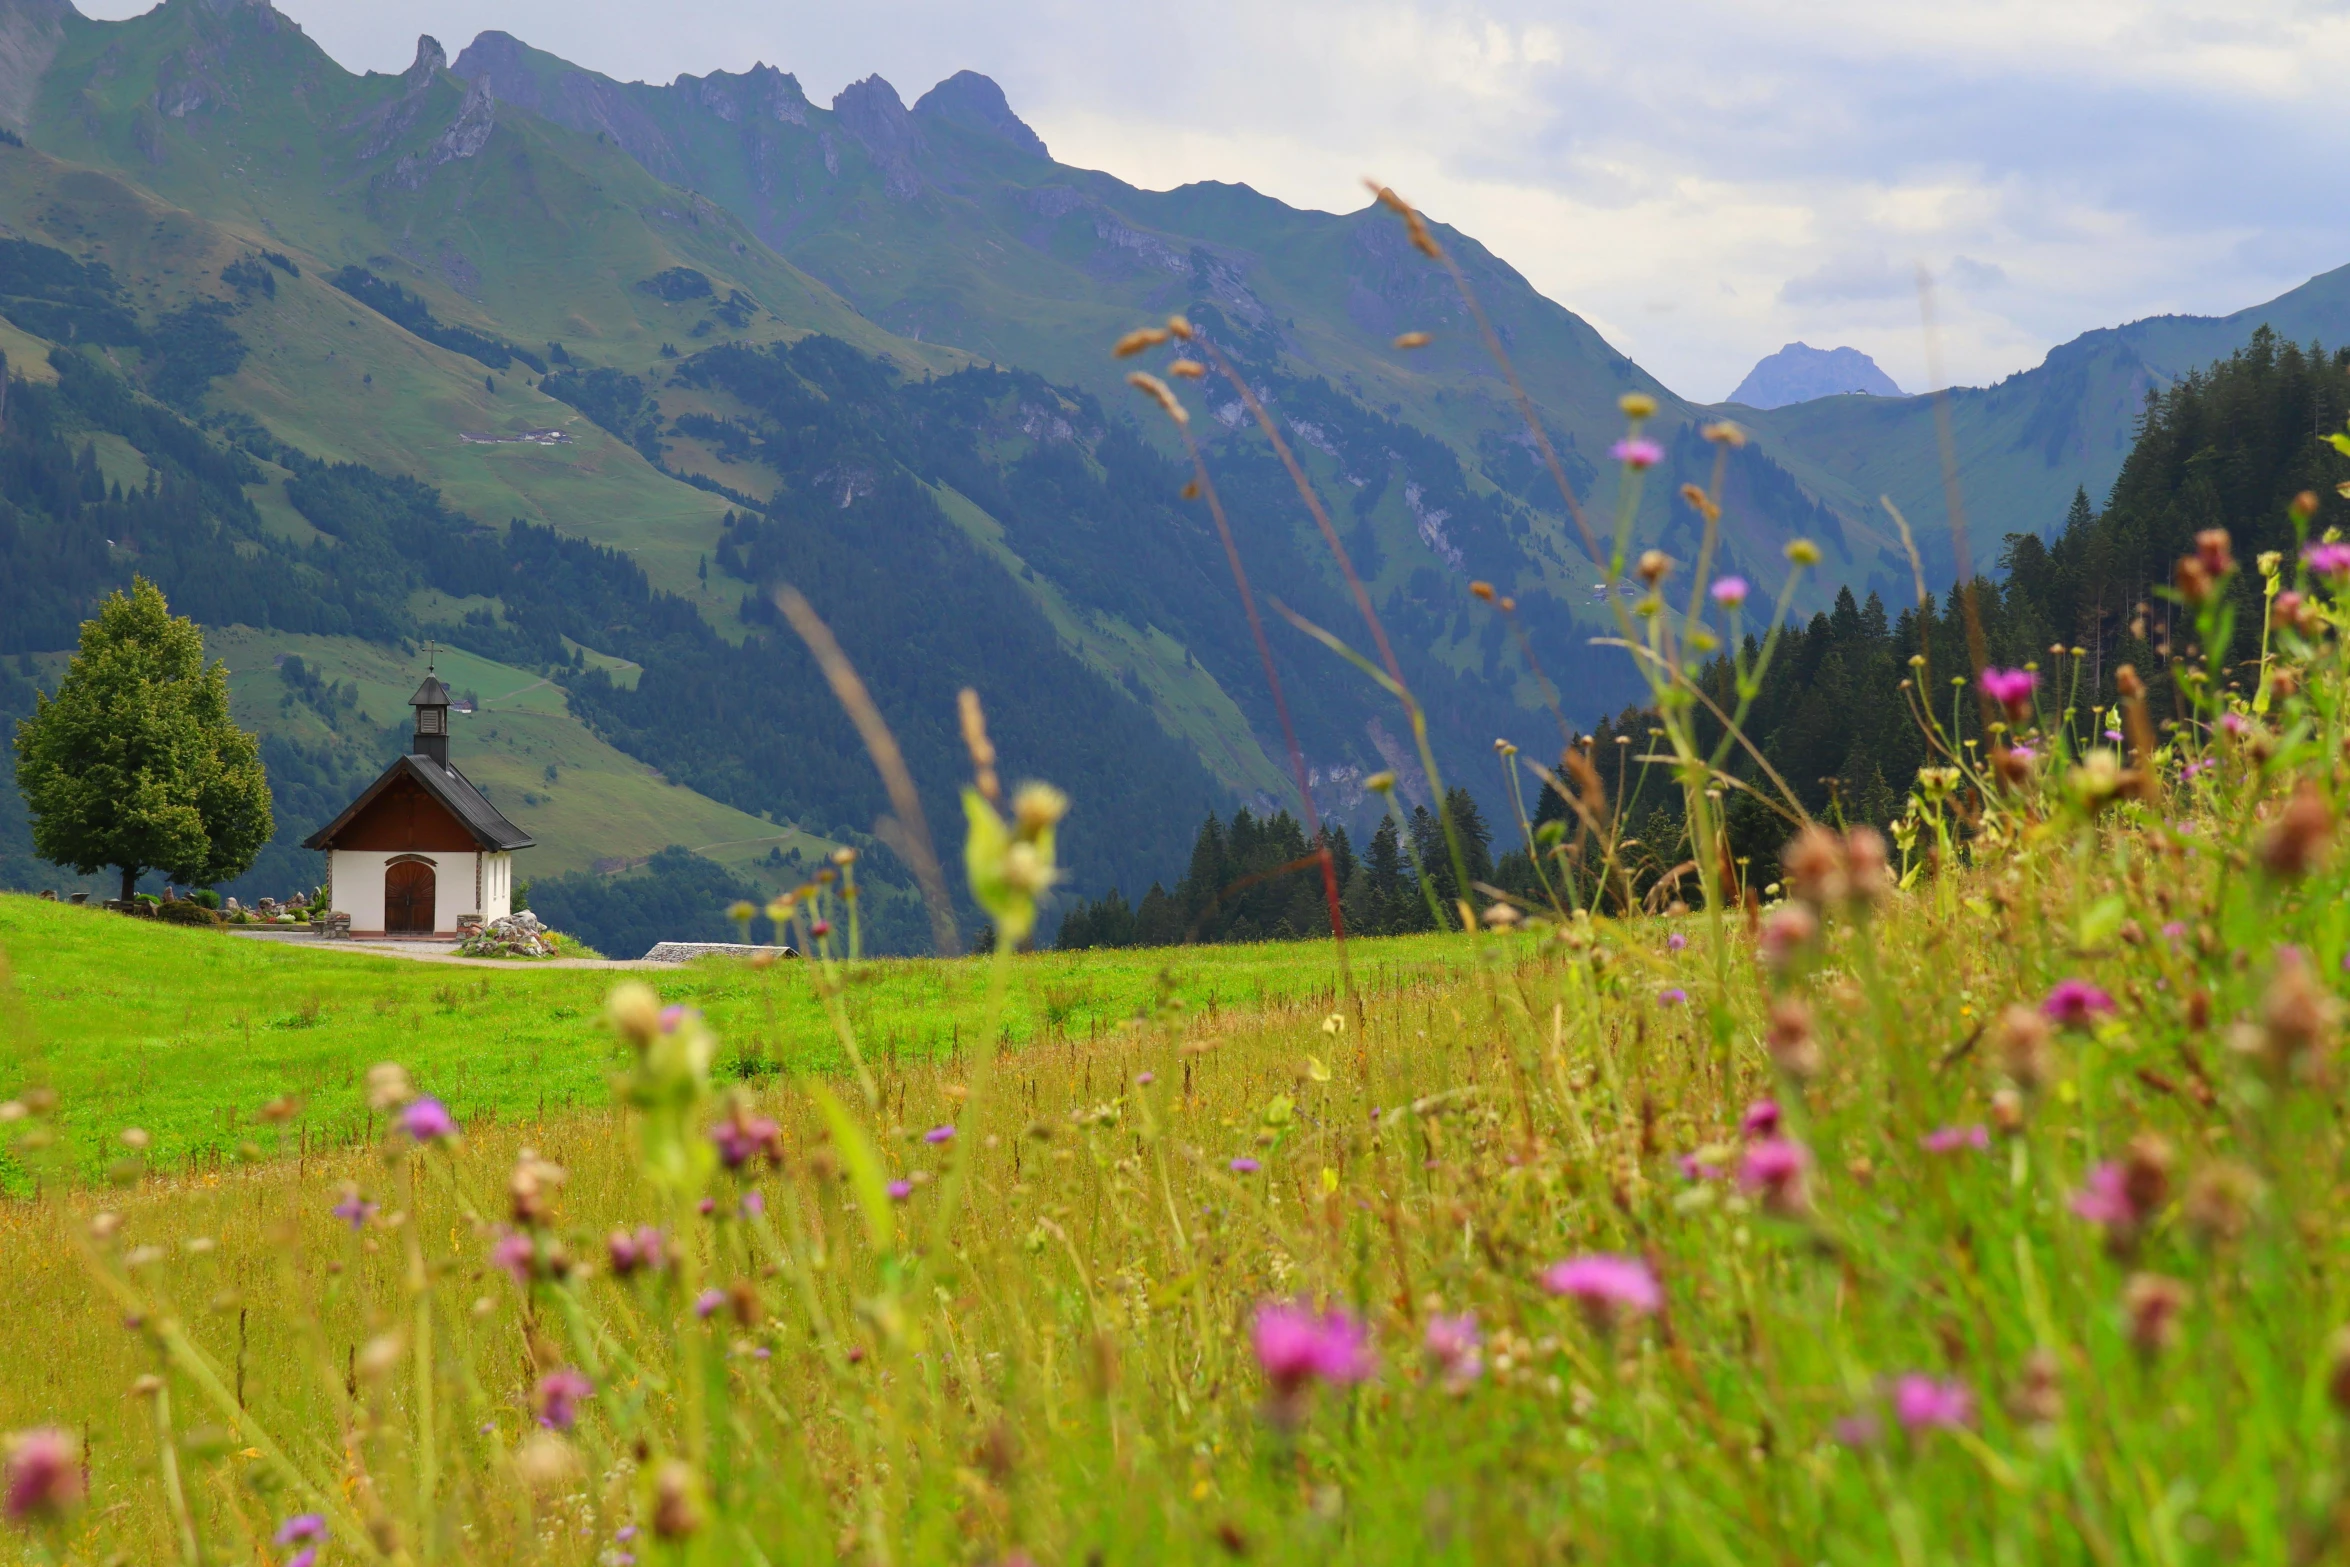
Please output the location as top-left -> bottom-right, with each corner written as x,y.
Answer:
410,675 -> 454,707
301,754 -> 536,852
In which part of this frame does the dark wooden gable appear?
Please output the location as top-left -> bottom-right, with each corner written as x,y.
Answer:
327,774 -> 479,853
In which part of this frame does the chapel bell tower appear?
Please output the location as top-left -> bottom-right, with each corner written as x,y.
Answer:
410,674 -> 452,766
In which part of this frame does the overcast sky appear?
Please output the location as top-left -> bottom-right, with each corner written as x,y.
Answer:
88,0 -> 2350,401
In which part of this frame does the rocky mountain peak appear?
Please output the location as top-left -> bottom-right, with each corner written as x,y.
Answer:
408,34 -> 446,80
912,70 -> 1047,160
1727,343 -> 1905,409
832,75 -> 923,198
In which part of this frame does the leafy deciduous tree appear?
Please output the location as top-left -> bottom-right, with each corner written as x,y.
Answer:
13,576 -> 272,903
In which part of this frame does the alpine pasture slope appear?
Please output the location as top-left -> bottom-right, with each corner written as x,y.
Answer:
5,504 -> 2350,1560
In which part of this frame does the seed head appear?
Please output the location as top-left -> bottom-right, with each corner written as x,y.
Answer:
1392,331 -> 1432,349
1636,549 -> 1673,585
1785,538 -> 1822,566
652,1460 -> 702,1539
365,1062 -> 414,1111
2009,1349 -> 2063,1426
1757,902 -> 1818,973
1994,1004 -> 2055,1091
1781,824 -> 1848,907
2195,528 -> 2235,578
2122,1273 -> 2188,1358
2120,1133 -> 2173,1218
2256,947 -> 2339,1073
2259,781 -> 2332,879
1764,997 -> 1821,1080
1112,327 -> 1170,358
1126,371 -> 1188,426
604,985 -> 662,1049
1619,392 -> 1658,419
1166,359 -> 1206,379
2182,1160 -> 2259,1247
1166,314 -> 1194,340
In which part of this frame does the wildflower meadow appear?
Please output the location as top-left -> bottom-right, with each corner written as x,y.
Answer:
7,189 -> 2350,1566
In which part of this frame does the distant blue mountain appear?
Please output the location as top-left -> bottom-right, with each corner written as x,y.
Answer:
1728,343 -> 1906,409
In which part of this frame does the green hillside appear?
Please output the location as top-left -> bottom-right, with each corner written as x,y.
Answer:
1728,263 -> 2350,586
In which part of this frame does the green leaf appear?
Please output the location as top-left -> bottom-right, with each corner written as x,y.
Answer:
2326,432 -> 2350,457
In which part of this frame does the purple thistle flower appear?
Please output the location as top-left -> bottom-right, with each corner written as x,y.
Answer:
276,1513 -> 327,1545
1738,1137 -> 1812,1215
658,1004 -> 691,1033
2069,1162 -> 2138,1229
1920,1124 -> 1989,1154
1610,436 -> 1664,470
331,1190 -> 377,1229
1423,1312 -> 1484,1391
1229,1157 -> 1262,1175
1891,1374 -> 1975,1431
4,1427 -> 80,1520
693,1289 -> 725,1320
1710,576 -> 1750,609
1251,1301 -> 1375,1403
1978,667 -> 2039,717
1540,1254 -> 1662,1319
1740,1099 -> 1782,1139
2103,728 -> 2124,743
2303,540 -> 2350,578
886,1180 -> 913,1201
2041,978 -> 2116,1028
924,1124 -> 956,1144
401,1096 -> 456,1142
490,1230 -> 534,1286
1667,930 -> 1687,952
2007,744 -> 2039,764
1136,1071 -> 1155,1085
708,1110 -> 782,1169
739,1191 -> 765,1218
1658,986 -> 1688,1005
532,1367 -> 592,1431
607,1226 -> 664,1276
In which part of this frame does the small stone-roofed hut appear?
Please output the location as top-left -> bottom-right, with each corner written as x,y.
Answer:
302,674 -> 533,937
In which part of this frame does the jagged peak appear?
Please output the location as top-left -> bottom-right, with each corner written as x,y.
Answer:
832,74 -> 907,123
832,75 -> 923,196
913,70 -> 1047,160
409,35 -> 446,79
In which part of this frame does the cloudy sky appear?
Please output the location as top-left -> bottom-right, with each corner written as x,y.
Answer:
89,0 -> 2350,401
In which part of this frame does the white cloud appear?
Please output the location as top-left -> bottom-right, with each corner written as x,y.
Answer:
81,0 -> 2350,401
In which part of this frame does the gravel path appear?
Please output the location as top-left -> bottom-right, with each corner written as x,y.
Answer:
226,928 -> 678,969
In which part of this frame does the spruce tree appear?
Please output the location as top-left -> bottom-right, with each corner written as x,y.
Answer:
13,577 -> 273,903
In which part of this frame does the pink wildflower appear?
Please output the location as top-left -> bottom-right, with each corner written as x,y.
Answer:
1738,1137 -> 1812,1215
401,1096 -> 456,1142
331,1189 -> 376,1229
1229,1157 -> 1262,1174
708,1109 -> 782,1169
276,1514 -> 327,1546
532,1367 -> 592,1431
1740,1099 -> 1782,1139
924,1125 -> 957,1144
1540,1254 -> 1662,1322
1667,931 -> 1687,952
886,1180 -> 913,1201
1978,667 -> 2038,718
2070,1162 -> 2137,1228
1610,436 -> 1664,470
2303,540 -> 2350,578
1422,1313 -> 1484,1391
2041,978 -> 2115,1028
1710,576 -> 1750,609
490,1230 -> 534,1286
3,1427 -> 81,1521
1920,1124 -> 1989,1154
1252,1301 -> 1374,1417
1891,1374 -> 1975,1432
1658,986 -> 1687,1005
693,1289 -> 724,1319
607,1226 -> 664,1276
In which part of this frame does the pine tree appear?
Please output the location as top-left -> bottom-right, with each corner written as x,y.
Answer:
14,577 -> 273,903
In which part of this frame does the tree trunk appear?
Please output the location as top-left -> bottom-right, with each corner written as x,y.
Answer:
120,865 -> 137,905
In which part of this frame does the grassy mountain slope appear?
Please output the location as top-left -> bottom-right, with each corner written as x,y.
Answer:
446,34 -> 1869,607
202,626 -> 831,883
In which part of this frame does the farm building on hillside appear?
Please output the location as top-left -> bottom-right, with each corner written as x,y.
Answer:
301,673 -> 534,937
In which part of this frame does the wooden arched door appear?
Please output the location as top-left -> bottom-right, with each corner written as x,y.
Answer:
385,859 -> 437,935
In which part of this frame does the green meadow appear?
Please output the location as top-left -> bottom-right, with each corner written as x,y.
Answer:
0,893 -> 1499,1184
